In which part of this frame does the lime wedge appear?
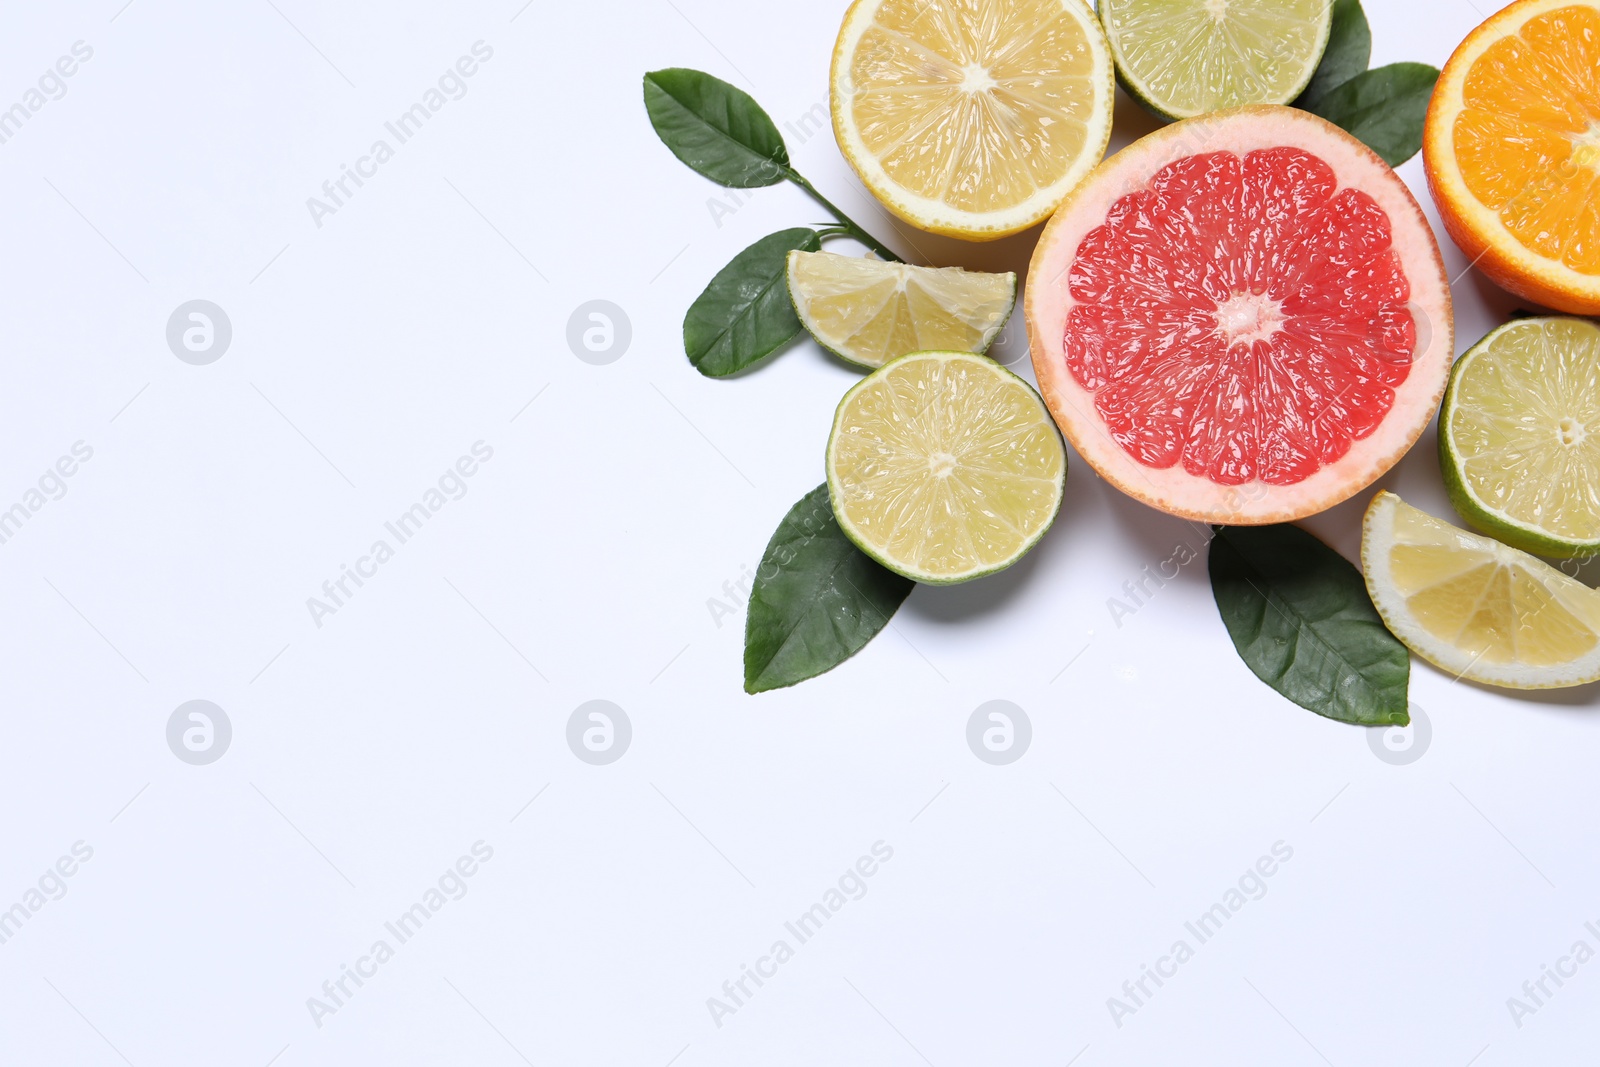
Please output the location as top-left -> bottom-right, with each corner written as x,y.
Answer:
1440,317 -> 1600,559
787,251 -> 1016,370
826,350 -> 1066,584
1363,492 -> 1600,689
1100,0 -> 1332,120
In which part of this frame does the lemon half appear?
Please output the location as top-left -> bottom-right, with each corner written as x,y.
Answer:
830,0 -> 1115,240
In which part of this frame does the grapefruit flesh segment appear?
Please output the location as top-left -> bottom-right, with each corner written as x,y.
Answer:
1027,107 -> 1452,524
1066,148 -> 1414,487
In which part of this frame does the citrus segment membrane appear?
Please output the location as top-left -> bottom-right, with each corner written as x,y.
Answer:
827,351 -> 1066,584
1065,146 -> 1415,486
1364,491 -> 1600,688
1452,4 -> 1600,275
1443,317 -> 1600,551
1100,0 -> 1332,119
786,251 -> 1016,369
832,0 -> 1115,238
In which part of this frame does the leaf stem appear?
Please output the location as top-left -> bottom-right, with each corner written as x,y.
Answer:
783,168 -> 903,262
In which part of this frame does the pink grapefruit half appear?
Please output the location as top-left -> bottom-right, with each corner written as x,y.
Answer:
1026,106 -> 1452,525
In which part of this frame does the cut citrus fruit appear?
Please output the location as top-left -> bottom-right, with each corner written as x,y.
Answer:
1100,0 -> 1332,121
826,351 -> 1066,584
1026,106 -> 1452,524
1440,317 -> 1600,559
787,251 -> 1016,369
1424,0 -> 1600,315
830,0 -> 1115,240
1363,491 -> 1600,689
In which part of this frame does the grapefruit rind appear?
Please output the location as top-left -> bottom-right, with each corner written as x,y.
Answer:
1439,317 -> 1600,559
1362,491 -> 1600,690
829,0 -> 1116,241
825,350 -> 1067,585
1026,105 -> 1453,525
1423,0 -> 1600,316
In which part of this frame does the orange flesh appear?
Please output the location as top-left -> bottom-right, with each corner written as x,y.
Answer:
1453,5 -> 1600,275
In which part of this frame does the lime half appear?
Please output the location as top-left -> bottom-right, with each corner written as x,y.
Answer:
1099,0 -> 1332,121
787,251 -> 1016,370
1363,492 -> 1600,689
826,350 -> 1066,584
1440,317 -> 1600,559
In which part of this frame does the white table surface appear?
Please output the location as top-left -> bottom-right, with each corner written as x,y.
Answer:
1,0 -> 1592,1063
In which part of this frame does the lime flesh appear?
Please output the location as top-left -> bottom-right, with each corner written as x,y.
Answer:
1440,317 -> 1600,559
1100,0 -> 1332,120
827,351 -> 1066,584
787,251 -> 1016,370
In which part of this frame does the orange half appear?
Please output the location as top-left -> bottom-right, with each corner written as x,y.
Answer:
1425,0 -> 1600,314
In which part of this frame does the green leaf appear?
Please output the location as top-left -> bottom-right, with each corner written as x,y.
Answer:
745,483 -> 913,693
1297,0 -> 1371,108
1306,62 -> 1440,166
1209,523 -> 1409,727
643,68 -> 789,188
685,227 -> 820,377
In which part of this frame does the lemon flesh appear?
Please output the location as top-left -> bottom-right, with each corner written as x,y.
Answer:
1362,491 -> 1600,689
1440,317 -> 1600,558
827,351 -> 1066,584
1100,0 -> 1332,120
787,251 -> 1016,370
831,0 -> 1115,239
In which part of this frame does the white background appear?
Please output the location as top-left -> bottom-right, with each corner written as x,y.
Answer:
0,0 -> 1594,1064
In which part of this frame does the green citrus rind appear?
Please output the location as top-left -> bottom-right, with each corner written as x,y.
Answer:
1439,317 -> 1600,560
825,350 -> 1067,585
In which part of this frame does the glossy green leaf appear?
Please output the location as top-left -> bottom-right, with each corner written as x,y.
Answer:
1306,62 -> 1439,166
1209,523 -> 1409,727
745,483 -> 913,693
685,227 -> 820,377
1297,0 -> 1371,108
643,68 -> 789,188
